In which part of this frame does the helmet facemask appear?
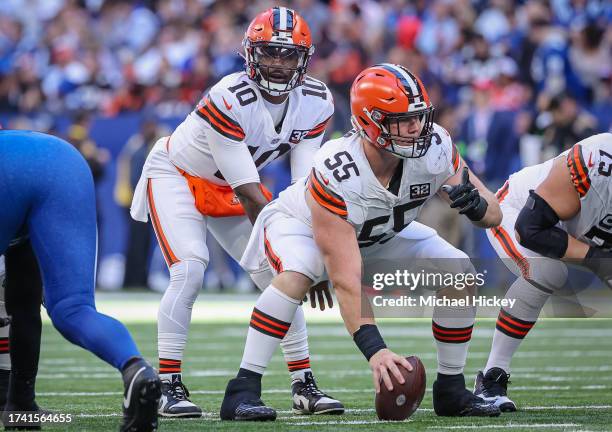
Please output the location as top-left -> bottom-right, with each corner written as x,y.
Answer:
245,41 -> 313,96
369,106 -> 435,159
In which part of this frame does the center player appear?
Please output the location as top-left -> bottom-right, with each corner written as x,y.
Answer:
475,132 -> 612,411
130,7 -> 343,417
220,64 -> 503,421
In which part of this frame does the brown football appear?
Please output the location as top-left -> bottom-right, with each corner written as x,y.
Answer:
375,355 -> 426,421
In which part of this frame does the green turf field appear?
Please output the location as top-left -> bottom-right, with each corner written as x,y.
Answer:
35,297 -> 612,432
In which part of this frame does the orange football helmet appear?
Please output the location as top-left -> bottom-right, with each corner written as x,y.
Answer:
243,7 -> 314,96
350,63 -> 435,158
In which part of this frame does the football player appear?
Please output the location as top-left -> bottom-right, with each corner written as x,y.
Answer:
130,6 -> 343,417
475,132 -> 612,412
219,64 -> 503,421
0,239 -> 44,425
0,130 -> 161,432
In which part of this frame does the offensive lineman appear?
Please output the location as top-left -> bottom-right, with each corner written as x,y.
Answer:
475,133 -> 612,411
220,64 -> 503,420
131,7 -> 343,417
0,130 -> 160,432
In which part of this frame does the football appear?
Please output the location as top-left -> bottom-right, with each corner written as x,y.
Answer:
375,356 -> 426,421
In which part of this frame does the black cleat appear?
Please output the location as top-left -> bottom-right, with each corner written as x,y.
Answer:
158,374 -> 202,418
291,372 -> 344,415
120,358 -> 162,432
474,368 -> 517,412
433,373 -> 500,417
0,369 -> 9,411
220,377 -> 276,421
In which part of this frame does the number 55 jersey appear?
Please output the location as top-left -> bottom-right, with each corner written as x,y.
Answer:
240,122 -> 464,280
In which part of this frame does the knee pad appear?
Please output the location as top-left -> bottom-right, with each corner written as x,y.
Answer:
165,260 -> 207,305
515,191 -> 568,259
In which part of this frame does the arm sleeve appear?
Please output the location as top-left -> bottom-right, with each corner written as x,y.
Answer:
566,142 -> 593,199
196,91 -> 260,188
307,167 -> 348,220
207,133 -> 260,188
290,134 -> 324,183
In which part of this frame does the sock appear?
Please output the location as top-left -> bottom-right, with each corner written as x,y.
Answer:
484,278 -> 547,374
240,285 -> 301,375
237,368 -> 262,379
159,358 -> 181,380
432,299 -> 476,375
280,306 -> 311,381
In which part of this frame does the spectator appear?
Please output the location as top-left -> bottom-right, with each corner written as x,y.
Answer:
541,93 -> 598,154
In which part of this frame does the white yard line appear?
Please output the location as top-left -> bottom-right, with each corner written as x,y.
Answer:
427,425 -> 581,430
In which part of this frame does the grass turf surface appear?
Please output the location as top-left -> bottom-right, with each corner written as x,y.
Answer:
35,316 -> 611,431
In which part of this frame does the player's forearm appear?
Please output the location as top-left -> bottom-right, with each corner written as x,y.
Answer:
234,183 -> 269,225
473,190 -> 501,228
332,276 -> 373,335
562,236 -> 590,260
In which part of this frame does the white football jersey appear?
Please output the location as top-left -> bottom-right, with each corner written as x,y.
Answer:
504,133 -> 612,249
273,123 -> 460,248
164,71 -> 334,186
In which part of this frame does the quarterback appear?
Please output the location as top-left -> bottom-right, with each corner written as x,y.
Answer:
220,64 -> 503,421
131,6 -> 343,417
0,130 -> 160,432
475,132 -> 612,411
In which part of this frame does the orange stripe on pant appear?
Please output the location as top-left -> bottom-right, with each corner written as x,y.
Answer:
264,229 -> 284,273
147,179 -> 179,267
492,225 -> 530,279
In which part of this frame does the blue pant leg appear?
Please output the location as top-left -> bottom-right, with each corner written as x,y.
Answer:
15,133 -> 141,370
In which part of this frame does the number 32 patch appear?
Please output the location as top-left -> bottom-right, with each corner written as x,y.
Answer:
410,183 -> 430,199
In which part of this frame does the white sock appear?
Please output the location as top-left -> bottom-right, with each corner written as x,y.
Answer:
484,278 -> 547,374
240,285 -> 301,375
432,300 -> 476,375
281,307 -> 311,381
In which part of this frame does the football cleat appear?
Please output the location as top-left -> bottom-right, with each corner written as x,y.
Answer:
120,358 -> 161,432
0,368 -> 9,410
220,377 -> 276,421
474,367 -> 517,412
433,373 -> 500,417
291,371 -> 344,415
158,374 -> 202,418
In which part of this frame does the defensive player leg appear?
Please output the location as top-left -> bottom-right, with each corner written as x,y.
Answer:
221,216 -> 342,420
364,222 -> 499,417
475,203 -> 568,411
0,256 -> 9,409
3,133 -> 160,431
147,175 -> 208,417
24,142 -> 141,370
3,239 -> 43,414
209,216 -> 317,389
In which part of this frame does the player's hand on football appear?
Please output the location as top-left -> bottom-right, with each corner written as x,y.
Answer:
307,281 -> 334,311
369,348 -> 412,393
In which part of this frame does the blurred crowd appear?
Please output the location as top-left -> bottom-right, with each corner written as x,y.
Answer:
0,0 -> 610,291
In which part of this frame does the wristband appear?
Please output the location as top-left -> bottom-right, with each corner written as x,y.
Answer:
353,324 -> 387,361
464,196 -> 488,221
